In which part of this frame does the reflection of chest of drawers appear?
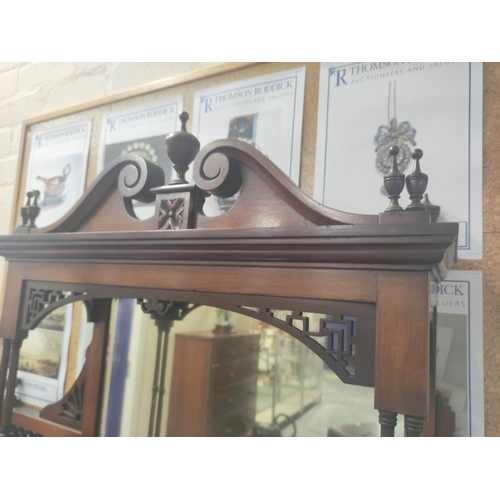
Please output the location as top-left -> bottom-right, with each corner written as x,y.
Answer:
166,331 -> 260,437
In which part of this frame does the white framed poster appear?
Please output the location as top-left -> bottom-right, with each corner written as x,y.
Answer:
314,62 -> 482,259
97,96 -> 184,175
16,304 -> 73,408
192,67 -> 306,185
25,120 -> 92,228
434,270 -> 484,436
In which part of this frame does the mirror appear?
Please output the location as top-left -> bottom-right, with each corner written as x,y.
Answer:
94,301 -> 387,437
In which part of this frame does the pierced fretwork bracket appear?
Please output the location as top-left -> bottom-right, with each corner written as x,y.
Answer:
19,282 -> 107,332
137,299 -> 199,323
237,306 -> 371,386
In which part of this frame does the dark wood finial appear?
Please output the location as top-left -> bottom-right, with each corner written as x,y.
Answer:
27,190 -> 41,228
19,192 -> 32,227
383,146 -> 405,212
405,149 -> 428,211
164,112 -> 201,185
18,190 -> 40,229
423,193 -> 441,222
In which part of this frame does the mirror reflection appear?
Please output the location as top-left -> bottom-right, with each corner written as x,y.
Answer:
12,300 -> 404,437
95,300 -> 386,437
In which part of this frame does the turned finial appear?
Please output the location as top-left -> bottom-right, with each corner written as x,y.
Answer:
383,146 -> 405,212
164,112 -> 201,185
20,193 -> 32,227
18,190 -> 41,229
405,149 -> 428,211
27,190 -> 41,228
180,111 -> 188,132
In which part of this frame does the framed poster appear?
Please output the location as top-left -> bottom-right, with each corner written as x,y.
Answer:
25,120 -> 92,228
434,270 -> 484,436
98,97 -> 183,219
97,96 -> 184,175
15,304 -> 73,408
192,67 -> 306,185
314,62 -> 483,259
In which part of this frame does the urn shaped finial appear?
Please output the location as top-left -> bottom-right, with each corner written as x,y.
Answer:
405,149 -> 428,211
383,146 -> 405,212
164,112 -> 201,185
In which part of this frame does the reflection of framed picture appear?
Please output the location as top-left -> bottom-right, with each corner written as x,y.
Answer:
435,270 -> 484,436
16,304 -> 73,408
228,114 -> 257,146
25,121 -> 92,228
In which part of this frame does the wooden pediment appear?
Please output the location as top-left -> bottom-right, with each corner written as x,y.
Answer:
3,118 -> 458,278
17,139 -> 380,235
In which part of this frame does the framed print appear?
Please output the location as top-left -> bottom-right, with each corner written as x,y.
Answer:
98,97 -> 183,219
25,120 -> 92,228
192,67 -> 306,185
97,96 -> 184,175
16,304 -> 73,408
314,62 -> 483,259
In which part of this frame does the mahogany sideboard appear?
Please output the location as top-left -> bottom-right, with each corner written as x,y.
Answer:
0,113 -> 458,437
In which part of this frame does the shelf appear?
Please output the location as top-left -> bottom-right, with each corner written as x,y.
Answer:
12,406 -> 81,437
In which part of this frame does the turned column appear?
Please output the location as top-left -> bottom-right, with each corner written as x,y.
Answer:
1,338 -> 24,435
0,339 -> 12,421
379,410 -> 398,437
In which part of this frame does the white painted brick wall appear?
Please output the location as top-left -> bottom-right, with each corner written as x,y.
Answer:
0,62 -> 220,286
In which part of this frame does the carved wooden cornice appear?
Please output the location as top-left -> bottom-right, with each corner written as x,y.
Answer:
0,223 -> 457,277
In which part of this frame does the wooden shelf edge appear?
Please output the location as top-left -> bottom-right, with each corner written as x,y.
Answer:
13,408 -> 82,437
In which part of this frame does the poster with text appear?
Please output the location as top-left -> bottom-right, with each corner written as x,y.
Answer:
314,62 -> 482,259
26,121 -> 92,228
98,98 -> 183,220
434,270 -> 483,436
98,97 -> 183,175
192,67 -> 305,190
16,305 -> 73,408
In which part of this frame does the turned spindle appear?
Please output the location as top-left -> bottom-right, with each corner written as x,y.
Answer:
0,339 -> 11,420
383,146 -> 405,212
404,415 -> 426,437
164,112 -> 201,185
405,149 -> 428,211
379,410 -> 398,437
1,339 -> 24,435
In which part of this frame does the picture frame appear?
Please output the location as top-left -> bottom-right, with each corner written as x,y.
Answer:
16,304 -> 73,407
